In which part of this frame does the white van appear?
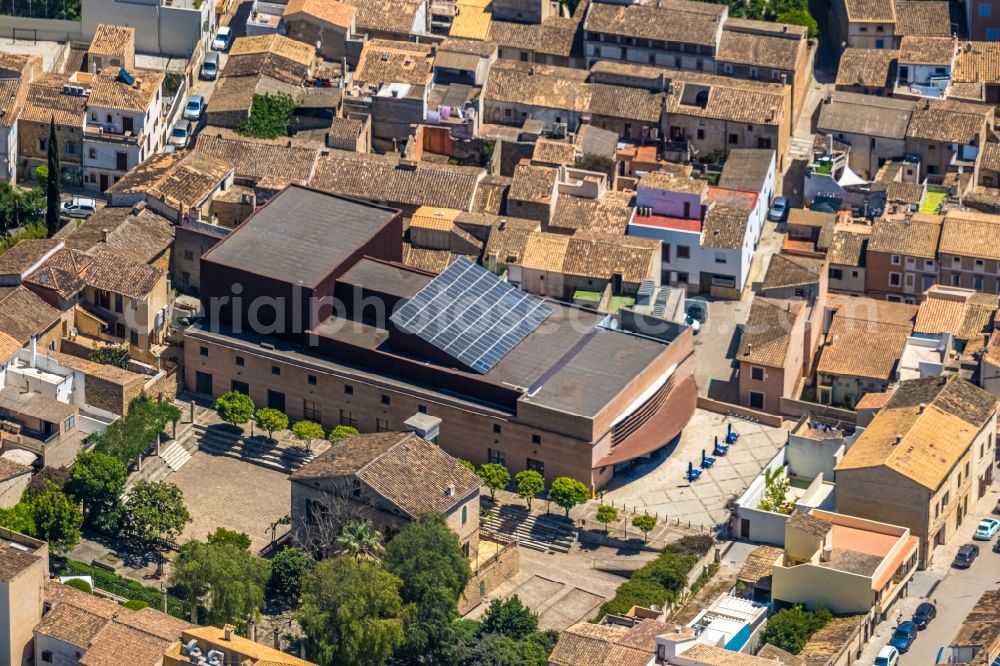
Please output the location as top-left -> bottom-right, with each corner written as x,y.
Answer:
875,646 -> 899,666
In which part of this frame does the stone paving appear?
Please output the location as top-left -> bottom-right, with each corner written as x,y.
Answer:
168,450 -> 292,553
598,409 -> 787,532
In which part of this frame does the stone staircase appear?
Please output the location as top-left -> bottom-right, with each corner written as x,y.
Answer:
481,505 -> 577,553
193,423 -> 316,474
160,441 -> 192,471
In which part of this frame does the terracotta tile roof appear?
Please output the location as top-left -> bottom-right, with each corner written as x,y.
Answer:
0,330 -> 21,362
354,39 -> 434,86
855,390 -> 894,409
978,142 -> 1000,172
717,22 -> 805,70
788,208 -> 836,229
487,14 -> 581,58
229,34 -> 315,66
0,78 -> 24,125
520,231 -> 568,270
107,151 -> 231,211
90,24 -> 134,58
895,1 -> 952,36
439,37 -> 497,58
0,50 -> 38,76
668,78 -> 786,126
0,239 -> 59,276
884,181 -> 924,204
940,209 -> 1000,260
844,0 -> 896,23
310,150 -> 484,211
762,253 -> 824,290
472,175 -> 510,214
92,207 -> 175,265
702,206 -> 751,250
563,233 -> 659,283
21,73 -> 85,125
24,248 -> 91,299
35,603 -> 108,648
827,293 -> 920,325
589,82 -> 663,123
738,296 -> 804,368
906,99 -> 990,144
550,620 -> 687,666
0,286 -> 61,343
898,35 -> 955,65
827,224 -> 871,267
344,0 -> 422,36
549,191 -> 634,236
790,510 -> 833,537
717,148 -> 775,193
195,127 -> 321,190
868,214 -> 941,258
83,249 -> 163,299
79,622 -> 175,666
401,244 -> 464,273
914,286 -> 997,341
449,0 -> 492,39
737,545 -> 783,584
584,0 -> 725,47
284,0 -> 356,27
532,138 -> 577,166
509,163 -> 557,204
639,170 -> 707,196
327,116 -> 364,142
758,644 -> 807,666
46,349 -> 142,385
87,67 -> 164,113
483,63 -> 592,113
836,48 -> 898,88
682,643 -> 788,666
818,306 -> 914,380
0,540 -> 41,581
953,41 -> 1000,86
222,49 -> 311,85
291,431 -> 482,516
799,617 -> 866,663
951,589 -> 1000,649
835,375 -> 996,488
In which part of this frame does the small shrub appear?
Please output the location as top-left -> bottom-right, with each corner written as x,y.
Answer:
64,578 -> 93,594
123,599 -> 149,610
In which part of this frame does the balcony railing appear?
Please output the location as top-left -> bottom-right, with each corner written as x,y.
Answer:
84,123 -> 142,144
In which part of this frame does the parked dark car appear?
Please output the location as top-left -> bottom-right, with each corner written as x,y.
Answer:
912,602 -> 936,630
953,543 -> 980,568
889,621 -> 918,653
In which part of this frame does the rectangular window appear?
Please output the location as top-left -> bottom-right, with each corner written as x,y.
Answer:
981,3 -> 991,15
891,254 -> 901,265
531,434 -> 541,444
381,395 -> 390,405
677,245 -> 691,259
829,268 -> 843,280
889,272 -> 901,286
114,293 -> 123,313
488,448 -> 506,465
714,252 -> 727,264
749,391 -> 765,410
304,400 -> 322,422
115,151 -> 128,171
728,133 -> 739,145
231,379 -> 249,395
199,346 -> 208,357
64,415 -> 75,431
527,458 -> 544,475
339,409 -> 357,428
235,356 -> 245,366
42,651 -> 53,663
376,417 -> 390,432
308,374 -> 317,385
195,371 -> 213,395
417,405 -> 427,414
751,366 -> 764,381
493,424 -> 502,434
344,384 -> 353,395
129,330 -> 138,346
271,366 -> 281,376
267,390 -> 285,413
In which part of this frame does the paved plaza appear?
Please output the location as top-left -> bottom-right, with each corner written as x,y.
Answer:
600,409 -> 787,531
169,451 -> 292,553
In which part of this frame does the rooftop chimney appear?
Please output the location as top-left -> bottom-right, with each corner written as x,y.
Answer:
223,624 -> 234,641
445,484 -> 455,497
918,402 -> 926,413
894,434 -> 903,445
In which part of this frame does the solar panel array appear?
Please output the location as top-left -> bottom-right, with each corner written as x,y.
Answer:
390,257 -> 552,374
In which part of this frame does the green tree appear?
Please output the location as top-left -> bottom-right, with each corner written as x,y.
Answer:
548,477 -> 589,517
596,505 -> 618,534
385,513 -> 471,663
515,470 -> 544,510
253,407 -> 288,440
335,520 -> 384,562
269,546 -> 315,599
292,420 -> 325,442
88,344 -> 131,369
171,527 -> 271,626
235,93 -> 297,139
297,557 -> 405,666
65,578 -> 93,594
631,514 -> 657,543
328,424 -> 359,442
0,182 -> 44,233
214,390 -> 255,429
66,451 -> 127,529
457,459 -> 475,473
30,484 -> 83,554
776,8 -> 818,37
0,501 -> 35,535
122,481 -> 191,565
760,605 -> 833,654
45,117 -> 60,238
479,596 -> 538,641
477,463 -> 510,500
93,394 -> 181,465
759,467 -> 794,515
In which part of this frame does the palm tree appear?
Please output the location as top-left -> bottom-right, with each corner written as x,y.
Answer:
335,520 -> 384,562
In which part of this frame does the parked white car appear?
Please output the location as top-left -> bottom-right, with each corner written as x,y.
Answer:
212,26 -> 233,51
61,197 -> 97,218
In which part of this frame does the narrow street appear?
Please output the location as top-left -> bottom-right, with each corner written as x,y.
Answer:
859,479 -> 1000,666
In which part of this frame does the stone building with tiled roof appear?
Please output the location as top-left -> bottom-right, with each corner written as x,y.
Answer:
835,375 -> 997,566
905,99 -> 992,178
913,284 -> 997,349
106,151 -> 234,222
938,209 -> 1000,294
865,213 -> 941,301
836,48 -> 898,95
827,223 -> 871,295
87,23 -> 135,73
17,73 -> 86,182
282,0 -> 356,61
